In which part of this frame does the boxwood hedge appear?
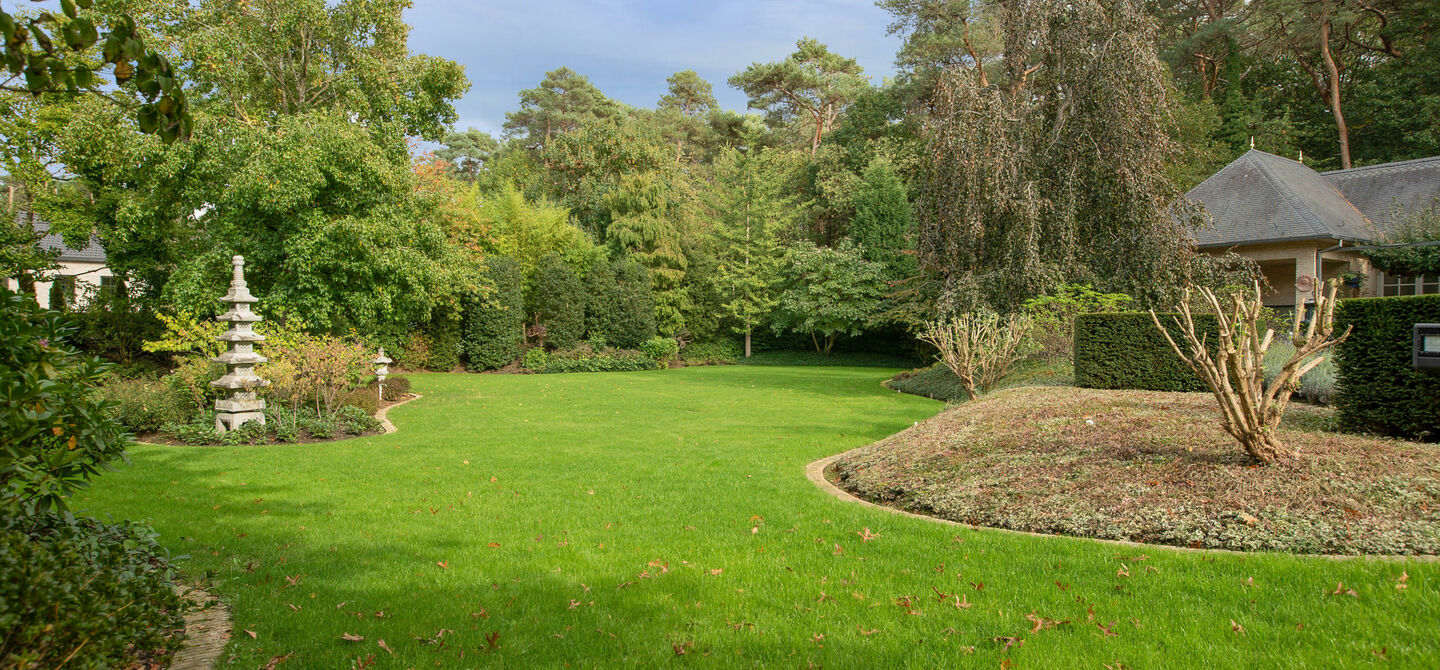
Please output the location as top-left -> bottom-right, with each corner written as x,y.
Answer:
1074,312 -> 1218,392
1333,295 -> 1440,441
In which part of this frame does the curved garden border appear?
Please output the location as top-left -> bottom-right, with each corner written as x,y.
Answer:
805,442 -> 1437,563
376,393 -> 421,434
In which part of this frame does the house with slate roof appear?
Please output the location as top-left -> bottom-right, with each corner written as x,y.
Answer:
1187,150 -> 1440,307
4,211 -> 113,310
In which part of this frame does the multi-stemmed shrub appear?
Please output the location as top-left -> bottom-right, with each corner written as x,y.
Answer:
1152,281 -> 1350,464
917,310 -> 1032,400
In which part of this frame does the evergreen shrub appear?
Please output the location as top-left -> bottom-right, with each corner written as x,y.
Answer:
1074,312 -> 1218,391
1333,295 -> 1440,440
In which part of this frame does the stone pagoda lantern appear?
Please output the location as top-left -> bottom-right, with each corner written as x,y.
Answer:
212,255 -> 268,433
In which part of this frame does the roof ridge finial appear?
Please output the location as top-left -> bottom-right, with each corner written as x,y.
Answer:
1298,148 -> 1304,163
1249,136 -> 1255,150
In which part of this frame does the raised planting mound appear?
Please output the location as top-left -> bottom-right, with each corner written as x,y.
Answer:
831,386 -> 1440,556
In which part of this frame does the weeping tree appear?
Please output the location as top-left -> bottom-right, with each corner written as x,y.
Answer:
914,0 -> 1215,313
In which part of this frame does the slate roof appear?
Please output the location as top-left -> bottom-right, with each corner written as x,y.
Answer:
1320,156 -> 1440,231
1187,150 -> 1373,248
15,211 -> 107,263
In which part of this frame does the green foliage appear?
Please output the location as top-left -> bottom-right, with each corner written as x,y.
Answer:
335,404 -> 382,434
437,128 -> 499,180
463,256 -> 525,371
605,171 -> 691,335
527,252 -> 587,350
681,338 -> 743,365
0,513 -> 187,669
98,377 -> 187,434
1333,295 -> 1440,441
0,288 -> 129,514
640,336 -> 679,362
1363,204 -> 1440,276
850,157 -> 915,280
1022,284 -> 1134,362
915,1 -> 1208,311
0,2 -> 192,142
706,145 -> 794,351
522,347 -> 549,370
503,67 -> 623,149
604,259 -> 658,349
772,241 -> 887,354
1074,312 -> 1219,392
728,37 -> 870,153
482,183 -> 594,281
541,346 -> 663,374
420,310 -> 462,372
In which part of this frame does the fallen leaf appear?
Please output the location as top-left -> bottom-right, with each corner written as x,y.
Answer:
1328,582 -> 1358,598
1230,619 -> 1245,635
245,629 -> 257,639
1396,571 -> 1409,590
262,652 -> 293,670
858,527 -> 878,542
436,561 -> 449,570
377,639 -> 393,655
341,633 -> 364,642
856,626 -> 878,636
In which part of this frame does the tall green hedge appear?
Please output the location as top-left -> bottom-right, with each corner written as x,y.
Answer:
463,257 -> 524,371
1333,295 -> 1440,441
1074,312 -> 1218,392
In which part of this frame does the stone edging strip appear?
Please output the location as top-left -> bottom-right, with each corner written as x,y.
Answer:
169,586 -> 230,670
376,393 -> 421,435
805,447 -> 1437,563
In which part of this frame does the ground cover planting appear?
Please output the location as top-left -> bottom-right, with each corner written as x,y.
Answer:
80,367 -> 1440,668
834,386 -> 1440,556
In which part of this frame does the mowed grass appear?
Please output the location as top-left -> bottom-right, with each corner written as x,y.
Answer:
79,367 -> 1439,668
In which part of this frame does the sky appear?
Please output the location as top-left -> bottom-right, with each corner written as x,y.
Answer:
403,0 -> 904,137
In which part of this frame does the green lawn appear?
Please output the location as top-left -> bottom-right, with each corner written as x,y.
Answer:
80,367 -> 1438,668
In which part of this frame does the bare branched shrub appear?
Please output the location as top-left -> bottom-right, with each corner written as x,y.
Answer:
918,311 -> 1032,401
1151,280 -> 1351,464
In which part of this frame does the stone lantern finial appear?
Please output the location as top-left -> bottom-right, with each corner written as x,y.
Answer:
212,255 -> 268,433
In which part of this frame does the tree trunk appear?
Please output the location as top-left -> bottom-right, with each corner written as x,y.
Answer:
744,325 -> 752,358
1234,429 -> 1294,464
811,331 -> 822,354
823,335 -> 835,356
1317,15 -> 1352,169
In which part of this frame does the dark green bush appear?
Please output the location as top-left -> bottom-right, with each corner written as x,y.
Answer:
0,288 -> 130,514
1074,312 -> 1218,392
527,253 -> 586,350
0,513 -> 188,669
100,377 -> 189,433
604,259 -> 657,349
1333,295 -> 1440,441
682,338 -> 742,365
542,346 -> 662,373
422,309 -> 462,372
463,257 -> 524,371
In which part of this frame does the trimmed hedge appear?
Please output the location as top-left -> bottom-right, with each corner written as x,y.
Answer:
1333,295 -> 1440,441
1075,312 -> 1218,392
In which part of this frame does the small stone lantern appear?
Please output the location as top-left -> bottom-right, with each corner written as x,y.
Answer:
212,255 -> 268,433
374,347 -> 392,404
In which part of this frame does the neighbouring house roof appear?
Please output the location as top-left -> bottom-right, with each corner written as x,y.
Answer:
1320,155 -> 1440,230
1187,150 -> 1374,249
15,211 -> 107,263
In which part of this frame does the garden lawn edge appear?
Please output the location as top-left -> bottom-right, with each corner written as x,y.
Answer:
169,586 -> 231,670
806,445 -> 1439,564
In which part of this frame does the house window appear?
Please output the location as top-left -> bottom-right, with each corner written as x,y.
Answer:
1383,273 -> 1440,296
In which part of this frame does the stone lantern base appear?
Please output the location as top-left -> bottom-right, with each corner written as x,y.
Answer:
216,411 -> 266,433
